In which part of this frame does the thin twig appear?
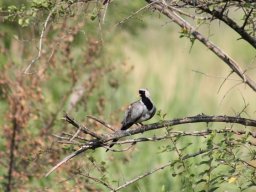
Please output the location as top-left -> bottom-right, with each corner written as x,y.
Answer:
192,70 -> 239,81
78,173 -> 115,190
69,128 -> 81,141
57,140 -> 84,146
182,0 -> 256,48
6,117 -> 19,192
24,7 -> 56,74
239,159 -> 256,169
148,1 -> 256,92
64,114 -> 104,140
102,0 -> 109,24
62,132 -> 89,141
87,115 -> 115,132
241,8 -> 254,30
103,144 -> 135,152
217,71 -> 234,94
114,1 -> 156,27
105,129 -> 256,146
112,147 -> 218,191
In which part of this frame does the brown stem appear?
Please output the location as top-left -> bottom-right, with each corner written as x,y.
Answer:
6,118 -> 19,192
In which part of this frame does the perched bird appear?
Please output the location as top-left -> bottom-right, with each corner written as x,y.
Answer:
106,88 -> 156,151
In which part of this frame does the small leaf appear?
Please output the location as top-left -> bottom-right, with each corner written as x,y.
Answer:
195,179 -> 207,184
209,187 -> 219,192
228,176 -> 237,183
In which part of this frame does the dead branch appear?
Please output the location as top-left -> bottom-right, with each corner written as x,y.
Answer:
24,6 -> 56,74
63,114 -> 104,140
6,117 -> 19,192
194,3 -> 256,48
45,113 -> 256,177
87,115 -> 115,132
78,173 -> 115,190
146,1 -> 256,92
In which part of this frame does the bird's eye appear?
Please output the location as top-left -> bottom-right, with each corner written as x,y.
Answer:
139,90 -> 145,94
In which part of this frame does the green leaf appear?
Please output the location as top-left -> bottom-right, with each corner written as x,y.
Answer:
209,187 -> 219,192
195,179 -> 207,184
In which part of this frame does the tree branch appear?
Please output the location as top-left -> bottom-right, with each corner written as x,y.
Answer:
63,114 -> 104,140
45,113 -> 256,177
78,173 -> 115,191
111,147 -> 218,191
6,117 -> 19,192
24,6 -> 56,74
196,4 -> 256,48
146,1 -> 256,92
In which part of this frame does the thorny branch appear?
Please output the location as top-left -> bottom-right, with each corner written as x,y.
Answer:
145,0 -> 256,92
45,113 -> 256,176
192,3 -> 256,48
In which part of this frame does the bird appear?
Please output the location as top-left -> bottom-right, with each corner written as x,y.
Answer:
106,88 -> 156,151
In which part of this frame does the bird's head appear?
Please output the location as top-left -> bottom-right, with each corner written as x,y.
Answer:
139,88 -> 150,98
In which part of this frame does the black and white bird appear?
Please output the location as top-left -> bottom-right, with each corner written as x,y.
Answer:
106,88 -> 156,151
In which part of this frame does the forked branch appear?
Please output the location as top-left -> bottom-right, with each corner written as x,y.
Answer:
45,113 -> 256,177
145,1 -> 256,92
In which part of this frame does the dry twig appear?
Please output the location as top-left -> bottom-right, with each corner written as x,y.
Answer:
87,115 -> 115,132
24,7 -> 56,74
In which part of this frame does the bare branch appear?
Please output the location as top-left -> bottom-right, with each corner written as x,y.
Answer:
147,1 -> 256,92
45,113 -> 256,176
45,144 -> 93,177
87,115 -> 115,132
241,8 -> 254,30
217,71 -> 234,93
78,173 -> 115,190
6,117 -> 19,192
64,114 -> 104,140
69,128 -> 81,141
112,147 -> 218,191
109,129 -> 256,146
180,0 -> 256,48
24,7 -> 56,74
114,1 -> 155,27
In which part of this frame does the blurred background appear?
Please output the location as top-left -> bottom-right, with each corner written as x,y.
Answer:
0,1 -> 255,191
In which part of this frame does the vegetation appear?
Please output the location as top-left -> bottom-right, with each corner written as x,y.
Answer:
0,0 -> 255,191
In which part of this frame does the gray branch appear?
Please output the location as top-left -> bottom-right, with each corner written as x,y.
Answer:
45,113 -> 256,177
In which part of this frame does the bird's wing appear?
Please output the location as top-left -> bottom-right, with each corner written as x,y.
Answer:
121,100 -> 144,130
